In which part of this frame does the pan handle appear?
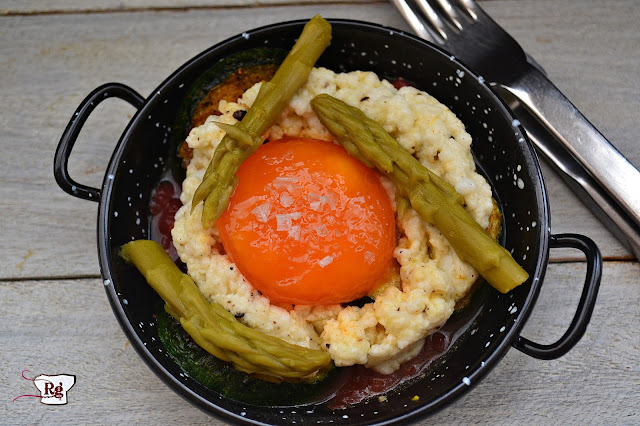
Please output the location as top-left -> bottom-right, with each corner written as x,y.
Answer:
54,83 -> 144,202
513,233 -> 602,360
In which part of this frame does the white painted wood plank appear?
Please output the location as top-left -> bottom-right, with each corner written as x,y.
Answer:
1,261 -> 638,423
1,277 -> 217,424
1,1 -> 638,280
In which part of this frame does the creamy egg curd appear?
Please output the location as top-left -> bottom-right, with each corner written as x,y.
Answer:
172,67 -> 495,373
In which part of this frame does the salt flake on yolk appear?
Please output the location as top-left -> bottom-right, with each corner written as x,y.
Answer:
217,138 -> 396,305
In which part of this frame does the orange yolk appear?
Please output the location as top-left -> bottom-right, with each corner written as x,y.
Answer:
217,138 -> 396,305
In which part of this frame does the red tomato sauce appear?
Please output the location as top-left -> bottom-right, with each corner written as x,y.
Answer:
328,331 -> 449,409
149,177 -> 182,261
389,77 -> 415,90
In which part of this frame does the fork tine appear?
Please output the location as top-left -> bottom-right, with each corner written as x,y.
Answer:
415,0 -> 452,41
392,0 -> 445,44
455,0 -> 481,21
433,0 -> 463,30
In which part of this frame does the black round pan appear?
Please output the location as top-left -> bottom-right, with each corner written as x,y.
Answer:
54,19 -> 601,425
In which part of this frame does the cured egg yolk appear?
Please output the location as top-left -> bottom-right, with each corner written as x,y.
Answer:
217,138 -> 396,305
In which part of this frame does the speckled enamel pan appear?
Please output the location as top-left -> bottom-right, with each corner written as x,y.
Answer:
55,19 -> 601,425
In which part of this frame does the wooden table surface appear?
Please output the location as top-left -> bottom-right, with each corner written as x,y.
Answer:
1,0 -> 639,424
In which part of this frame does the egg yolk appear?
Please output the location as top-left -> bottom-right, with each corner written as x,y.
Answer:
217,138 -> 396,305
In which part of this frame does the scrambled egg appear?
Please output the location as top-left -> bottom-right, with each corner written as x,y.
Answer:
172,67 -> 494,373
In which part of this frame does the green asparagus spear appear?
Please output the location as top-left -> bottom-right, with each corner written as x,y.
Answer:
310,94 -> 529,293
120,240 -> 332,381
191,15 -> 332,228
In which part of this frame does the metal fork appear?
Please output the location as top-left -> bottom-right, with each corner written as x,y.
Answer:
393,0 -> 640,260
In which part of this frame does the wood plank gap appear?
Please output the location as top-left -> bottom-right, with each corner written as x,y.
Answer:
0,274 -> 101,283
0,0 -> 387,17
549,255 -> 635,264
2,257 -> 635,282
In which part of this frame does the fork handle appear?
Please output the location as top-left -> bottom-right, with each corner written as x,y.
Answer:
494,85 -> 640,260
501,65 -> 640,259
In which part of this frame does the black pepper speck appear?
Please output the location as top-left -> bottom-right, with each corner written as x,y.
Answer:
233,110 -> 247,121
